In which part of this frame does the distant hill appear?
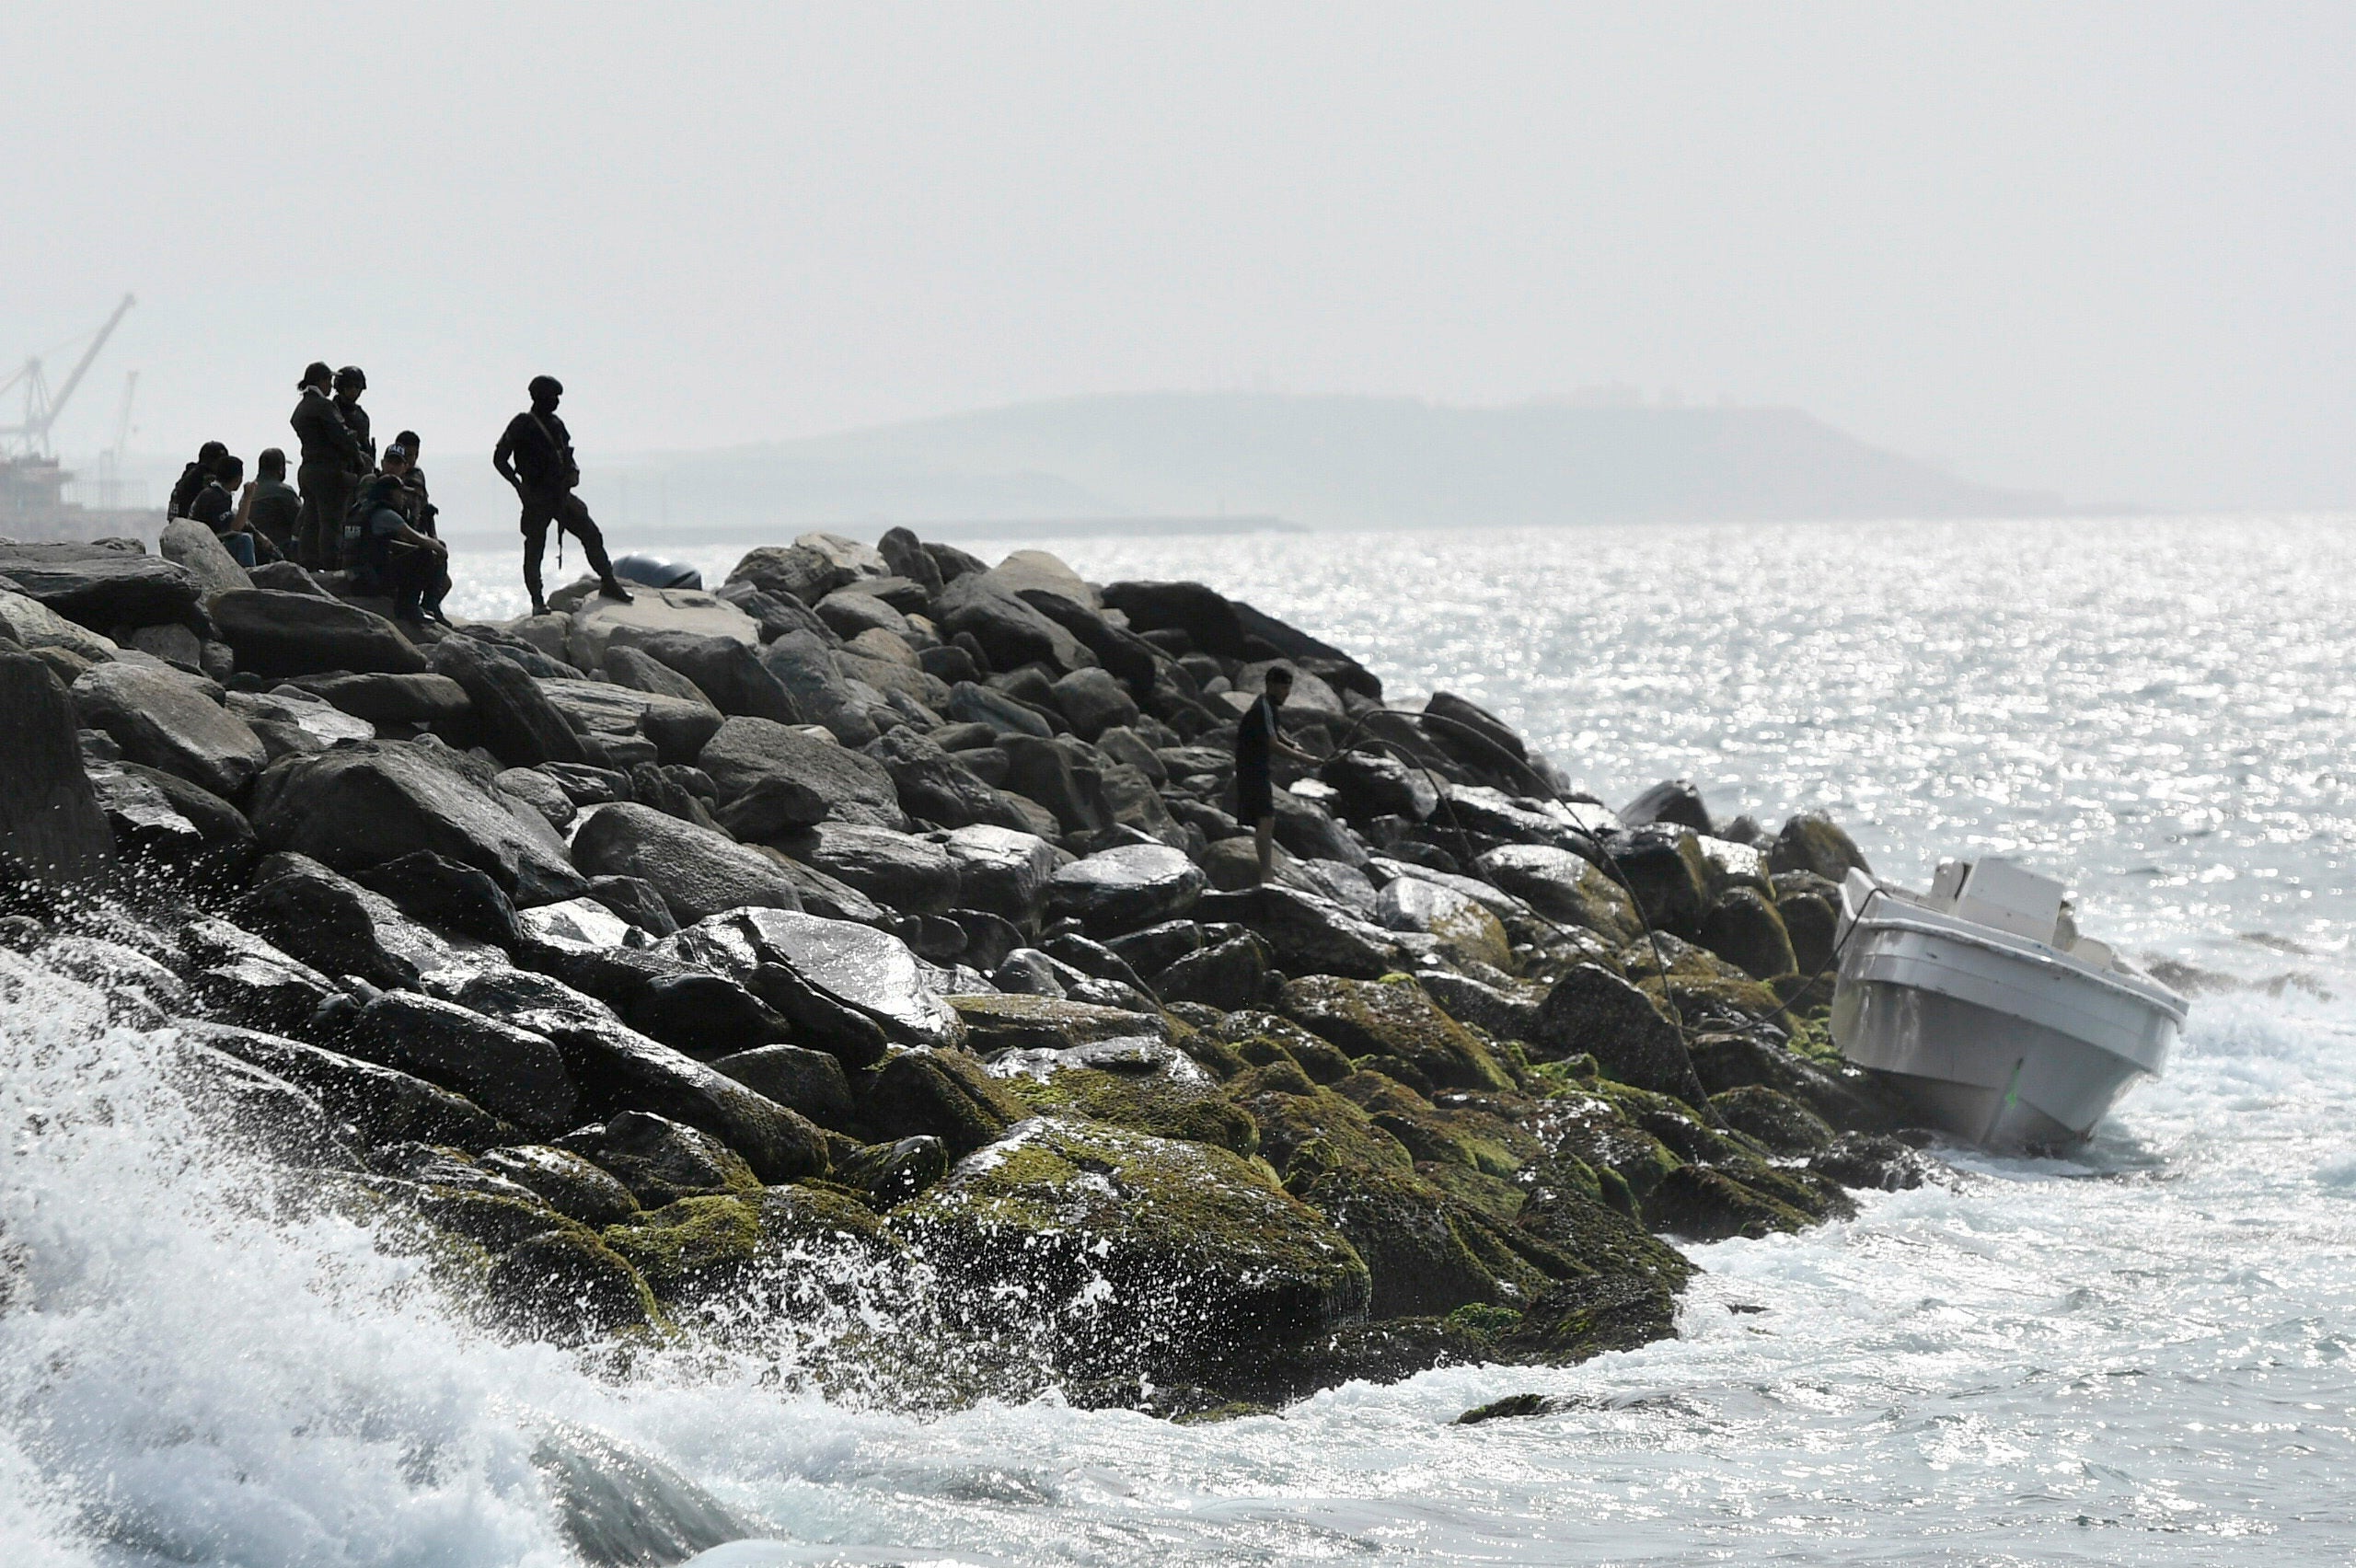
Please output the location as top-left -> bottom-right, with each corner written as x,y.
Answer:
618,392 -> 2061,534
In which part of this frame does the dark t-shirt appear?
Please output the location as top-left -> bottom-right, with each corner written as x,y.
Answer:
189,480 -> 235,531
1236,695 -> 1278,782
248,478 -> 301,544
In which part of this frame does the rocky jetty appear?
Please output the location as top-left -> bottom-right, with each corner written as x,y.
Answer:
0,529 -> 1933,1413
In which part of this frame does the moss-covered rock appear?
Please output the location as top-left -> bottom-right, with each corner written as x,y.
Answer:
995,1046 -> 1259,1157
860,1047 -> 1026,1156
1620,933 -> 1785,1025
1330,1073 -> 1525,1178
487,1228 -> 664,1343
947,993 -> 1172,1053
1279,974 -> 1515,1094
1228,1061 -> 1416,1182
1640,1163 -> 1816,1240
1697,888 -> 1796,981
831,1135 -> 950,1207
412,1184 -> 593,1254
1212,1010 -> 1356,1083
1288,1161 -> 1549,1318
557,1112 -> 762,1208
1515,1088 -> 1683,1205
1531,964 -> 1708,1104
604,1193 -> 767,1304
1499,1272 -> 1680,1364
890,1116 -> 1371,1377
1510,1178 -> 1692,1292
1709,1084 -> 1834,1154
1769,812 -> 1871,883
479,1144 -> 641,1228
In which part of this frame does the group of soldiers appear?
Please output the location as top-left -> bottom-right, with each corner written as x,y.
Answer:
165,367 -> 636,625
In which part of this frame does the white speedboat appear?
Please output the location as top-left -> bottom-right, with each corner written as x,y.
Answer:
1830,858 -> 2187,1152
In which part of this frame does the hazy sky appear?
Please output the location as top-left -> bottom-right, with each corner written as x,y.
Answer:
6,1 -> 2351,509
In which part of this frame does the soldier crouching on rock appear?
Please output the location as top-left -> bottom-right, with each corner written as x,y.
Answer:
344,444 -> 448,626
1239,664 -> 1317,885
492,374 -> 633,617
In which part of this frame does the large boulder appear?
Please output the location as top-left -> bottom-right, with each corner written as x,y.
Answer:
1621,778 -> 1713,835
157,517 -> 253,594
605,629 -> 803,725
283,672 -> 473,726
565,587 -> 760,672
344,992 -> 578,1134
1047,667 -> 1138,742
1594,825 -> 1712,937
209,589 -> 429,677
708,1043 -> 855,1130
248,741 -> 588,905
1193,886 -> 1403,981
1098,580 -> 1249,658
88,762 -> 257,884
1278,974 -> 1516,1094
513,1008 -> 828,1182
892,1117 -> 1369,1375
1473,844 -> 1642,942
725,907 -> 965,1049
1372,877 -> 1511,971
0,649 -> 114,881
932,573 -> 1095,674
861,728 -> 1029,831
537,679 -> 722,765
756,631 -> 881,745
225,688 -> 377,755
1770,812 -> 1873,882
1698,888 -> 1797,980
1321,751 -> 1438,825
776,824 -> 960,916
0,543 -> 201,631
860,1047 -> 1027,1156
603,642 -> 721,707
571,802 -> 803,926
71,662 -> 267,801
1532,964 -> 1708,1104
1047,844 -> 1206,933
726,535 -> 883,604
998,734 -> 1106,836
698,716 -> 904,829
0,587 -> 118,662
182,1021 -> 509,1150
939,824 -> 1061,924
427,636 -> 588,767
237,851 -> 504,992
558,1111 -> 759,1208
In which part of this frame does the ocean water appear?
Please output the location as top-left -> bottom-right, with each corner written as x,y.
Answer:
9,515 -> 2356,1563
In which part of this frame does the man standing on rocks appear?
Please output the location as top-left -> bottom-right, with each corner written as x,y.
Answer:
492,374 -> 632,617
290,363 -> 365,568
1240,664 -> 1316,884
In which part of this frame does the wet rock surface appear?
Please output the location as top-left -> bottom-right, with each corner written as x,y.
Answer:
26,529 -> 1937,1413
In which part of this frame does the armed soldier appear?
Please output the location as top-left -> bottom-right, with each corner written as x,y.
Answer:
289,362 -> 365,568
492,375 -> 632,616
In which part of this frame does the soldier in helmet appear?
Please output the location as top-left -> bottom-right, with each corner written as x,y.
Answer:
290,362 -> 365,568
492,375 -> 632,616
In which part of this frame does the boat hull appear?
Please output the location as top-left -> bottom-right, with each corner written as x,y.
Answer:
1831,897 -> 2183,1152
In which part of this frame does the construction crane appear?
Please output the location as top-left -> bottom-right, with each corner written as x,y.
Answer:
0,294 -> 137,457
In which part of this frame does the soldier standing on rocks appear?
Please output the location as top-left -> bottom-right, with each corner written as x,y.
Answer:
492,374 -> 633,617
290,362 -> 366,569
1239,664 -> 1317,885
